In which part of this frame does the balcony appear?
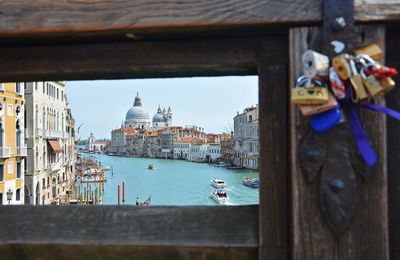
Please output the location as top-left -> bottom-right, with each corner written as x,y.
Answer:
45,130 -> 64,139
0,147 -> 10,158
35,128 -> 44,138
16,146 -> 28,157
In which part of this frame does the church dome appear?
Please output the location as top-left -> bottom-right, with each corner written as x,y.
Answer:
153,106 -> 167,123
125,93 -> 150,125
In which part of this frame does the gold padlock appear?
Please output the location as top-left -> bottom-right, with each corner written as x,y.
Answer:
361,68 -> 385,97
349,59 -> 369,101
291,76 -> 329,105
332,54 -> 351,80
378,77 -> 396,94
354,43 -> 384,61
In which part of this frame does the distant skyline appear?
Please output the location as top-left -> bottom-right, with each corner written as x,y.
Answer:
67,76 -> 258,140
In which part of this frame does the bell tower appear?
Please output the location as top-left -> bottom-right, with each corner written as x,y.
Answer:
166,107 -> 172,126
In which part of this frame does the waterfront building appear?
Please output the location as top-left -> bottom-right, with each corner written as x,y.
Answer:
25,81 -> 73,205
0,82 -> 26,205
87,132 -> 108,152
158,129 -> 174,159
220,132 -> 234,164
124,93 -> 151,129
65,108 -> 76,192
233,105 -> 259,170
174,137 -> 202,159
111,127 -> 137,156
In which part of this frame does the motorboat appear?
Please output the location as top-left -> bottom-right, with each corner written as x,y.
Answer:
80,174 -> 107,183
242,177 -> 260,188
148,164 -> 155,170
211,179 -> 227,188
210,190 -> 229,204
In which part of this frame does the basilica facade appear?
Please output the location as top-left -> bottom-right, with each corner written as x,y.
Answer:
124,93 -> 172,130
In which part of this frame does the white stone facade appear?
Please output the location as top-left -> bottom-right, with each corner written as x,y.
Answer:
25,81 -> 75,205
233,105 -> 259,170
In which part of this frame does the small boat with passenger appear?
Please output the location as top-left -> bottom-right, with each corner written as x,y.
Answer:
211,178 -> 227,188
148,164 -> 155,170
210,190 -> 229,204
242,177 -> 259,188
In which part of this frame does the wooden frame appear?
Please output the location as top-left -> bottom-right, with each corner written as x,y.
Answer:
1,0 -> 400,259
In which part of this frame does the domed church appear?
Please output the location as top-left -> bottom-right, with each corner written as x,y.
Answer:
152,105 -> 172,129
123,92 -> 172,130
124,93 -> 151,129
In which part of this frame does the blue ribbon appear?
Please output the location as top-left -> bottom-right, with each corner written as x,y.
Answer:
342,86 -> 400,167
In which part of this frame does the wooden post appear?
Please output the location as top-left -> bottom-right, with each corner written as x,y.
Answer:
118,184 -> 120,206
289,24 -> 388,259
122,181 -> 125,204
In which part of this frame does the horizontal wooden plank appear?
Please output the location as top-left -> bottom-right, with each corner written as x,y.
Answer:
0,0 -> 320,40
0,245 -> 257,260
0,36 -> 287,81
355,0 -> 400,22
0,205 -> 258,247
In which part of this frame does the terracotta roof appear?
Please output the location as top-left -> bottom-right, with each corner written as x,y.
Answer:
176,137 -> 203,144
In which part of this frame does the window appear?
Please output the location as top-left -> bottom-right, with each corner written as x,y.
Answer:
8,162 -> 13,174
7,104 -> 13,116
16,189 -> 20,201
16,82 -> 21,94
16,162 -> 21,178
0,164 -> 3,181
0,83 -> 3,91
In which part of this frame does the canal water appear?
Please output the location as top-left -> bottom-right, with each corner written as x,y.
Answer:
84,153 -> 259,206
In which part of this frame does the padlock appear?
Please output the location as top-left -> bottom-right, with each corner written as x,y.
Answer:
291,76 -> 330,105
332,54 -> 352,80
302,50 -> 330,79
310,104 -> 342,133
360,68 -> 385,97
329,67 -> 346,99
299,92 -> 338,116
354,43 -> 384,61
349,59 -> 369,101
378,77 -> 396,94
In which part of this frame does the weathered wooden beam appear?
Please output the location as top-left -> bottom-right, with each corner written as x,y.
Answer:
0,0 -> 320,40
386,28 -> 400,259
0,245 -> 257,260
355,0 -> 400,22
0,36 -> 286,81
258,65 -> 288,259
289,25 -> 389,260
0,205 -> 258,247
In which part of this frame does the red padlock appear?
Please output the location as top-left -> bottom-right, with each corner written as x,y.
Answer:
366,66 -> 398,78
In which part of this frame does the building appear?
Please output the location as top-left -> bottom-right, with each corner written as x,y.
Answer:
0,82 -> 26,205
87,132 -> 108,152
124,93 -> 151,129
25,81 -> 74,205
233,105 -> 259,170
174,137 -> 202,159
152,106 -> 172,129
111,127 -> 137,156
220,132 -> 234,164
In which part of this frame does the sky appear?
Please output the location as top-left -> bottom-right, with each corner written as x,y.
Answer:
67,76 -> 258,140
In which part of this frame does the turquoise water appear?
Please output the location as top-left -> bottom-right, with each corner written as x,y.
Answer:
83,154 -> 259,206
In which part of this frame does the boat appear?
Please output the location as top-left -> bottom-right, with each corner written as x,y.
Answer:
242,177 -> 260,188
136,195 -> 151,206
227,166 -> 245,170
210,190 -> 229,204
148,164 -> 155,170
211,179 -> 227,188
80,175 -> 107,183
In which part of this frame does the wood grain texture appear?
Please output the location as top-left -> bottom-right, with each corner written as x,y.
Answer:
258,65 -> 288,260
289,25 -> 389,260
0,36 -> 286,81
0,205 -> 258,247
386,28 -> 400,258
0,0 -> 320,38
355,0 -> 400,22
0,245 -> 257,260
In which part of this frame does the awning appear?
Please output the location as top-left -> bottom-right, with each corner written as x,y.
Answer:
47,140 -> 63,153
